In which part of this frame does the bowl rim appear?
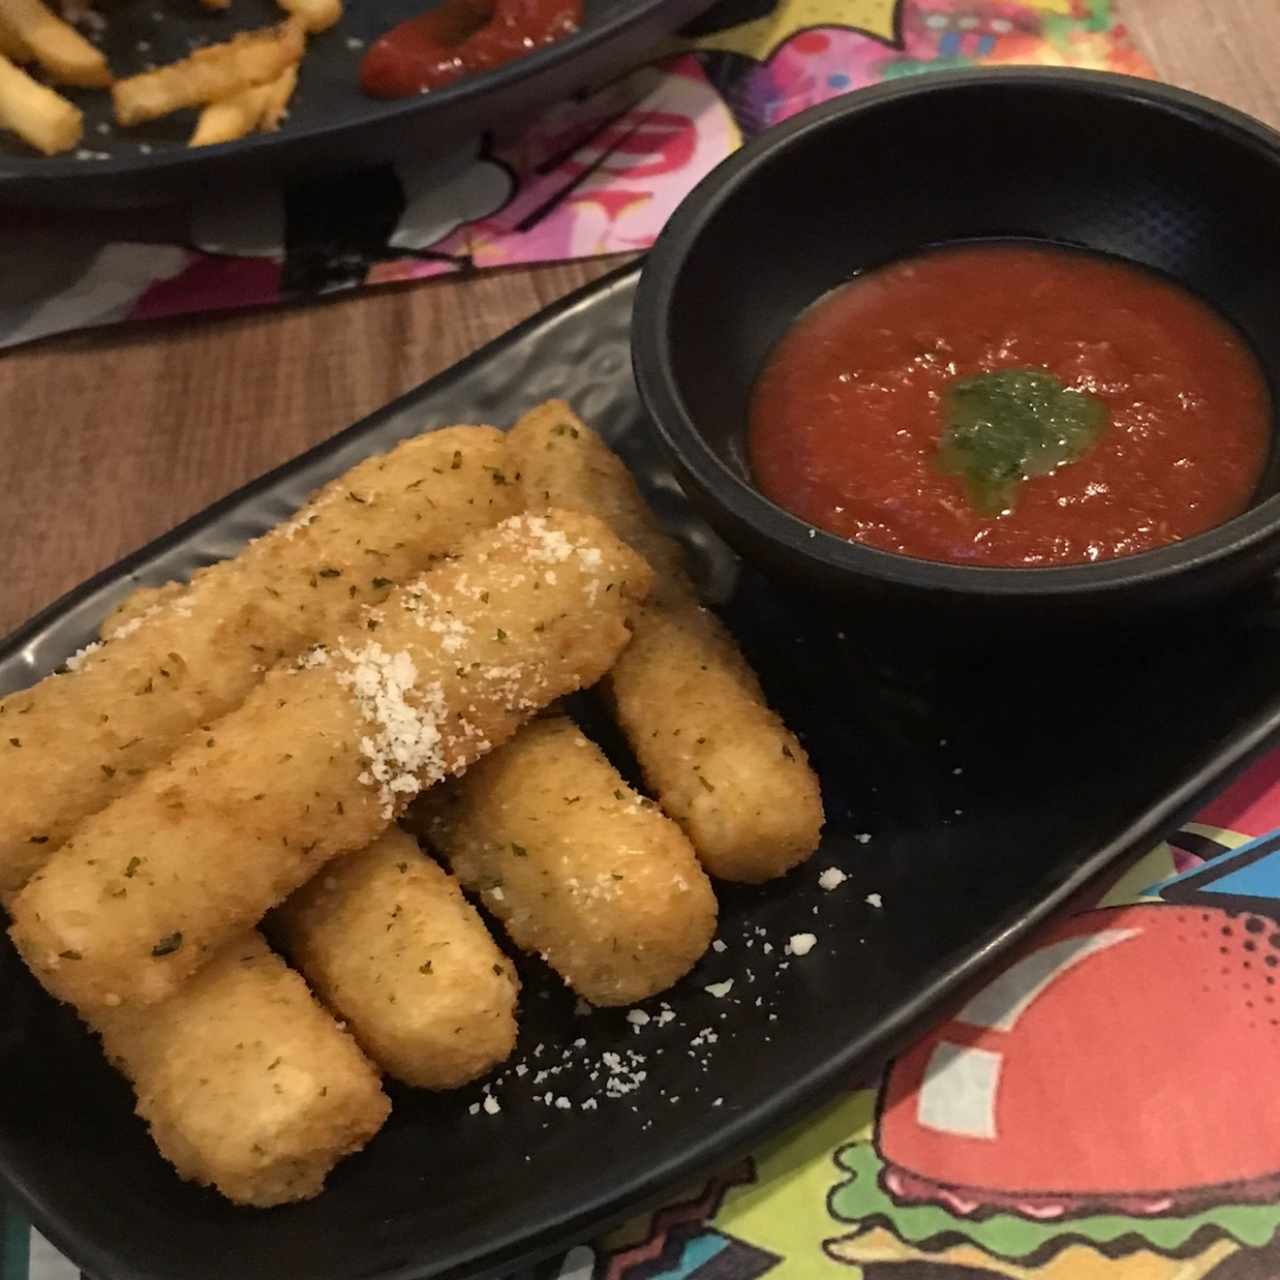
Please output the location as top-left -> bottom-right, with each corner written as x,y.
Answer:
633,66 -> 1280,598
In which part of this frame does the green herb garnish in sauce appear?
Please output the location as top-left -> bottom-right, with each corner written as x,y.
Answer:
937,369 -> 1108,514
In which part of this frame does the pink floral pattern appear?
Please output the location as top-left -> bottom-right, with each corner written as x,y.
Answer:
0,1 -> 1147,348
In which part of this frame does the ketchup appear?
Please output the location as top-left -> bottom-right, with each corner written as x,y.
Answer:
360,0 -> 584,100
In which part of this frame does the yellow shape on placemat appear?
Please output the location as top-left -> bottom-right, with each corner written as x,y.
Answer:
599,1092 -> 878,1265
825,1228 -> 1240,1279
692,0 -> 900,58
704,1090 -> 877,1271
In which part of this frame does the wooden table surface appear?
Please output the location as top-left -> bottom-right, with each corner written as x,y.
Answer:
2,0 -> 1278,638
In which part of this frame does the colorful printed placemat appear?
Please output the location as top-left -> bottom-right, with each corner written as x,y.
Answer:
0,0 -> 1147,350
568,749 -> 1280,1280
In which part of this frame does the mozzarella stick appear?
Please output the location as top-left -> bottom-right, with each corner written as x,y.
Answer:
508,403 -> 824,883
10,511 -> 652,1011
272,827 -> 518,1089
92,932 -> 389,1207
410,715 -> 717,1006
0,425 -> 520,901
101,579 -> 186,637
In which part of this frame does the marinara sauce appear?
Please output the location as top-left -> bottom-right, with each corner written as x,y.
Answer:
748,243 -> 1272,567
361,0 -> 582,100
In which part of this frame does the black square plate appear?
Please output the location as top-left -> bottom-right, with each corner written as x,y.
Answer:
5,262 -> 1280,1280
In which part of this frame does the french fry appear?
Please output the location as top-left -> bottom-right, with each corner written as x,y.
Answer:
190,64 -> 296,147
0,51 -> 80,154
259,60 -> 296,127
274,0 -> 340,35
0,0 -> 108,87
113,19 -> 303,127
0,13 -> 33,63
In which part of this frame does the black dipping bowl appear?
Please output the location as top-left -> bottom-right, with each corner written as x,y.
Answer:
632,69 -> 1280,627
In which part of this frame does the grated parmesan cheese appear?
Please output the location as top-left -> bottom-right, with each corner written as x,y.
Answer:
110,603 -> 163,641
64,641 -> 103,672
335,642 -> 446,817
522,516 -> 575,563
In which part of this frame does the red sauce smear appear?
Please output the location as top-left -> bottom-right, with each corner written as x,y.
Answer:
748,243 -> 1272,567
361,0 -> 583,100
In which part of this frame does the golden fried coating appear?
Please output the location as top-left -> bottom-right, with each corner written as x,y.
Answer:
0,425 -> 520,900
92,932 -> 389,1208
273,828 -> 519,1089
411,715 -> 717,1005
102,579 -> 188,637
608,595 -> 824,883
509,403 -> 824,883
507,406 -> 689,590
9,511 -> 652,1011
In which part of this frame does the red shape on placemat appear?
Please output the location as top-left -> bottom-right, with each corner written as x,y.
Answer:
880,902 -> 1280,1202
131,255 -> 284,322
1193,749 -> 1280,839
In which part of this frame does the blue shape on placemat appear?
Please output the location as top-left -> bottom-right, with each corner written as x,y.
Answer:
1192,858 -> 1280,900
1150,828 -> 1280,917
650,1231 -> 728,1278
640,1228 -> 780,1280
1,1201 -> 29,1280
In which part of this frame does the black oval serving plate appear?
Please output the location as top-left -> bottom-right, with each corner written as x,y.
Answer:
6,263 -> 1280,1280
0,0 -> 714,209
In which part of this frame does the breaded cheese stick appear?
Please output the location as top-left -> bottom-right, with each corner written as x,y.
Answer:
508,403 -> 823,883
0,425 -> 521,901
92,931 -> 389,1207
11,512 -> 652,1011
101,579 -> 187,636
272,827 -> 518,1089
410,715 -> 717,1006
